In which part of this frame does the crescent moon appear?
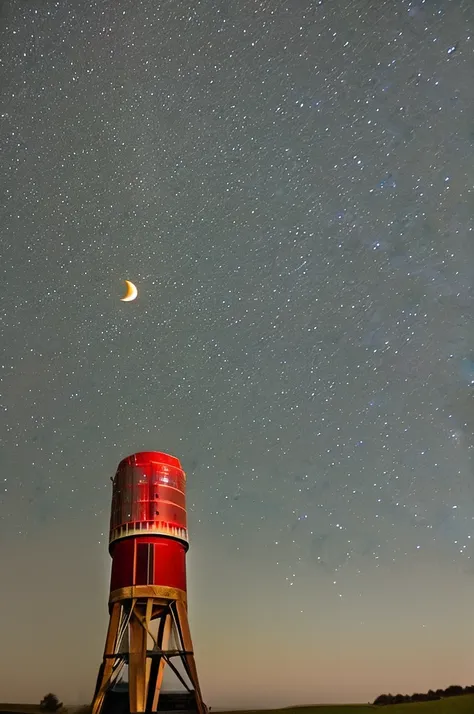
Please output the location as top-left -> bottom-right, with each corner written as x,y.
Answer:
120,280 -> 138,302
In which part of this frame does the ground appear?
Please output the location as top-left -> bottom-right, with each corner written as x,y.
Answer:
1,699 -> 474,714
225,700 -> 474,714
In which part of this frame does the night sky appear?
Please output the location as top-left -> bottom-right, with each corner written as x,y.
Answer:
1,0 -> 474,709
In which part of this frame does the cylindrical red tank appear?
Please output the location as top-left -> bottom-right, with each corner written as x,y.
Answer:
109,451 -> 189,594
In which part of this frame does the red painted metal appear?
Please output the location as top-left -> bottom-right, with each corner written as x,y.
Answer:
110,537 -> 187,592
108,451 -> 189,594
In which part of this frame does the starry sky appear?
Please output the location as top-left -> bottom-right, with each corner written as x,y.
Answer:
1,0 -> 474,709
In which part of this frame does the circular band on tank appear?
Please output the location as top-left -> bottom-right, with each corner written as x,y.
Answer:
109,585 -> 188,606
109,451 -> 189,547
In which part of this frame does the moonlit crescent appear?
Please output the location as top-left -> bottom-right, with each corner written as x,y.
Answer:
120,280 -> 138,302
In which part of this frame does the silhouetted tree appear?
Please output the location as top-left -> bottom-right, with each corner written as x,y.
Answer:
40,694 -> 63,712
373,694 -> 391,705
443,685 -> 463,698
411,693 -> 430,702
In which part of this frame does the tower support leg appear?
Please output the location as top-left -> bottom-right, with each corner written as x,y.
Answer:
92,602 -> 122,714
149,612 -> 172,712
128,608 -> 148,714
174,600 -> 206,714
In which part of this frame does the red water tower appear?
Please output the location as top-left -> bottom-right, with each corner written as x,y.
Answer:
91,451 -> 205,714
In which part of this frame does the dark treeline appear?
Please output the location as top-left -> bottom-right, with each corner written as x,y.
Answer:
373,684 -> 474,705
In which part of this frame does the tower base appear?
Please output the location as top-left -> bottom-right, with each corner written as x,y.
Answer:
91,586 -> 205,714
